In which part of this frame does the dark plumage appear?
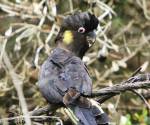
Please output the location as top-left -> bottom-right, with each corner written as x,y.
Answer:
61,12 -> 99,33
55,12 -> 99,58
38,12 -> 109,125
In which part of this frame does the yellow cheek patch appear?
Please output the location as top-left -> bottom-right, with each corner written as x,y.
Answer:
63,30 -> 73,45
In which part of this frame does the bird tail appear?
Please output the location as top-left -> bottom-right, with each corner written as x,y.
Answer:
66,99 -> 109,125
90,99 -> 109,125
74,106 -> 97,125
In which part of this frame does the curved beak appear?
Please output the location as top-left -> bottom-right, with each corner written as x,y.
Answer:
86,31 -> 96,47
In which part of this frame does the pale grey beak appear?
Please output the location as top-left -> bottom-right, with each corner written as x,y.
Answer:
86,31 -> 96,47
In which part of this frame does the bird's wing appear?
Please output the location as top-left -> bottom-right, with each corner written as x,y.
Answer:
38,59 -> 65,103
56,56 -> 92,96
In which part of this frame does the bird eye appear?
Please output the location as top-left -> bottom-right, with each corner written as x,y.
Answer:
78,27 -> 85,33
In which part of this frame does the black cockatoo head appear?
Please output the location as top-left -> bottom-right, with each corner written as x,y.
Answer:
55,12 -> 99,58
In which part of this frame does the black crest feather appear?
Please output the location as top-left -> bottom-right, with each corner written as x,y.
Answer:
61,12 -> 99,33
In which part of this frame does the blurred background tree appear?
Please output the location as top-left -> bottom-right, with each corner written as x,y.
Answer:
0,0 -> 150,125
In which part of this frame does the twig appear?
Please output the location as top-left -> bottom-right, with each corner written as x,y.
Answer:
126,62 -> 150,110
68,0 -> 73,13
0,115 -> 63,125
136,0 -> 150,20
64,108 -> 78,125
130,90 -> 150,110
33,45 -> 44,69
93,80 -> 150,103
142,91 -> 150,99
112,20 -> 134,41
30,105 -> 53,116
14,48 -> 31,71
91,81 -> 150,97
0,38 -> 7,63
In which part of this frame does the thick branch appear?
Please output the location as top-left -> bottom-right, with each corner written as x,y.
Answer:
91,81 -> 150,97
91,81 -> 150,103
30,80 -> 150,116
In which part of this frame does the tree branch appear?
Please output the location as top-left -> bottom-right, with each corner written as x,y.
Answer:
29,79 -> 150,116
91,81 -> 150,97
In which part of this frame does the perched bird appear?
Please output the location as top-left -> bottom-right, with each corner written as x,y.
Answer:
38,12 -> 109,125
